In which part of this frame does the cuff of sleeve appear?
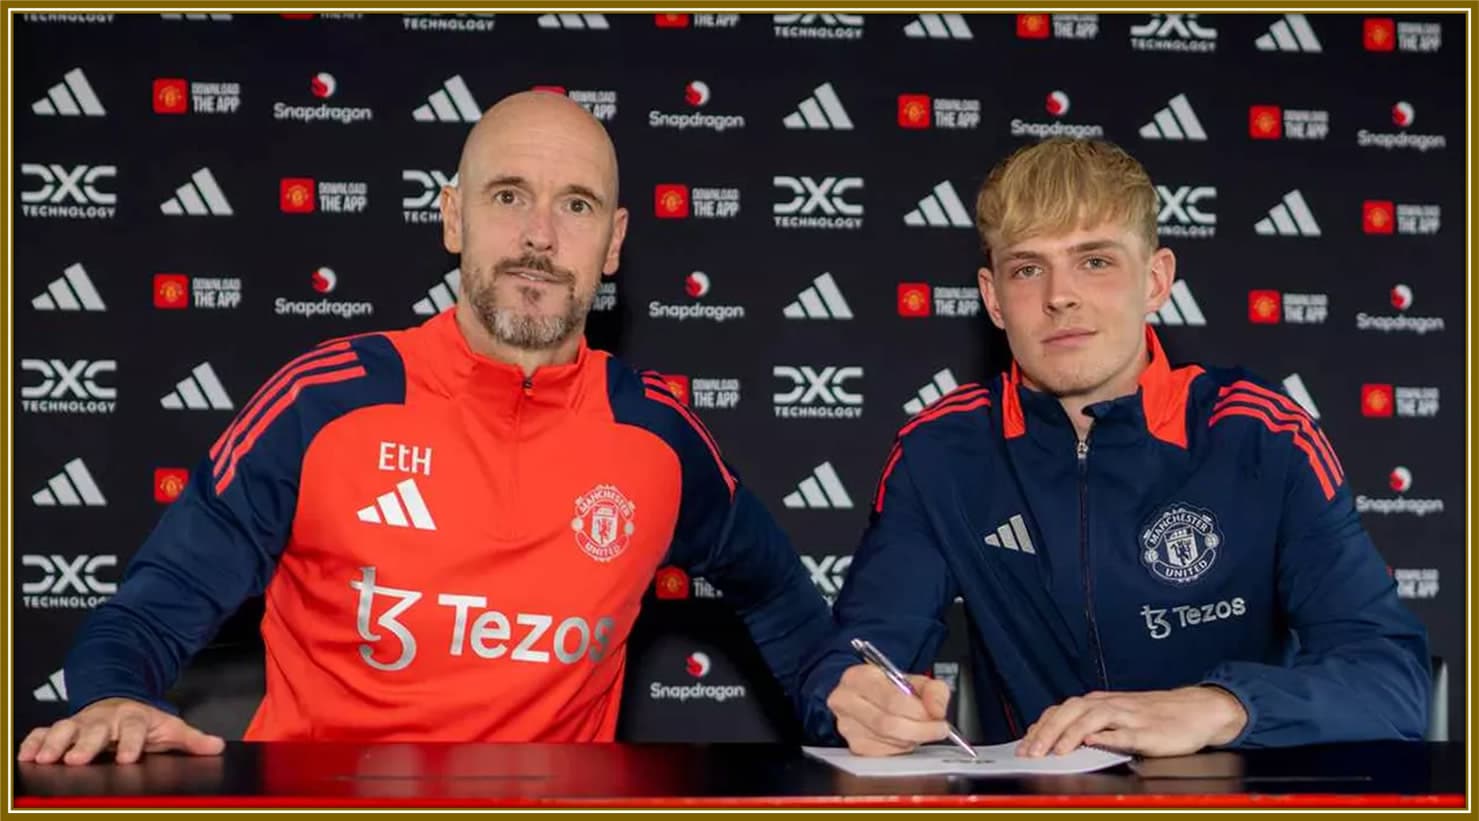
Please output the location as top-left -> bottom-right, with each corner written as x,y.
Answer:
798,651 -> 852,746
1198,674 -> 1257,749
69,689 -> 179,718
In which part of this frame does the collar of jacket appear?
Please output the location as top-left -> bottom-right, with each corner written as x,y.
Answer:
418,307 -> 599,413
999,326 -> 1202,449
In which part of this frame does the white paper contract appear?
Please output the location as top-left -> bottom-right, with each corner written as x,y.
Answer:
803,742 -> 1131,777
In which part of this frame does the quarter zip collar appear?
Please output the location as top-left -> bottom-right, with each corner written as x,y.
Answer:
419,308 -> 596,416
999,326 -> 1200,449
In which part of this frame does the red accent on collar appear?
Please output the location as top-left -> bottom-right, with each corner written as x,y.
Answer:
1002,327 -> 1201,447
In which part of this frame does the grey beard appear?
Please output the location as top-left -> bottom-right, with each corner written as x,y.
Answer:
472,279 -> 593,351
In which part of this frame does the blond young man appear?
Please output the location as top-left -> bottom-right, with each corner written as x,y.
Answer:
799,138 -> 1430,758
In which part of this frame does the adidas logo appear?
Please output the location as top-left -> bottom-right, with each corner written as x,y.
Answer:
32,262 -> 105,311
32,68 -> 105,117
904,13 -> 973,39
412,75 -> 481,123
356,477 -> 437,530
1254,189 -> 1321,237
903,369 -> 960,415
1146,280 -> 1206,326
783,82 -> 853,130
34,669 -> 67,703
1139,93 -> 1207,140
904,181 -> 972,228
413,267 -> 461,315
1282,373 -> 1321,419
783,462 -> 853,509
161,362 -> 233,410
33,458 -> 106,507
160,167 -> 233,216
783,272 -> 853,319
1256,14 -> 1322,52
538,13 -> 609,29
983,514 -> 1037,554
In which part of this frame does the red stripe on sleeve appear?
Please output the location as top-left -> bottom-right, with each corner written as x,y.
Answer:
899,389 -> 990,439
1221,380 -> 1342,473
644,388 -> 737,499
874,390 -> 990,513
1208,406 -> 1337,500
1217,383 -> 1343,481
873,444 -> 904,514
209,343 -> 353,463
213,366 -> 367,496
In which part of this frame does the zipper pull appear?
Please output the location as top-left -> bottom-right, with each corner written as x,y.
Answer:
1076,439 -> 1089,462
522,376 -> 534,397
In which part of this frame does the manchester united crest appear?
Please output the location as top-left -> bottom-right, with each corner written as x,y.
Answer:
1140,503 -> 1222,585
571,484 -> 637,562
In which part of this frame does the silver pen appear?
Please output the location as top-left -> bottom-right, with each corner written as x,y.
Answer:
851,638 -> 978,760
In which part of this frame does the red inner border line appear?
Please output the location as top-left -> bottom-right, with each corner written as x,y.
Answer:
14,794 -> 1468,809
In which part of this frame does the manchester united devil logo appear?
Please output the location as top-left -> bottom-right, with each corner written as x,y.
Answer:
1140,503 -> 1222,585
571,484 -> 637,562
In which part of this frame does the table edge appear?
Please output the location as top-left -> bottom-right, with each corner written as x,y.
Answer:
14,794 -> 1468,809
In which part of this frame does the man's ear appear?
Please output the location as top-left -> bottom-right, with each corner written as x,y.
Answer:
440,186 -> 462,254
978,265 -> 1006,330
1144,246 -> 1177,315
603,206 -> 629,276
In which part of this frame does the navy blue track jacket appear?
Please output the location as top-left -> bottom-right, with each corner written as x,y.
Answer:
799,329 -> 1430,748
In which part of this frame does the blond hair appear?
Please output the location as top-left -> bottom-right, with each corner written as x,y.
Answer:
975,137 -> 1158,265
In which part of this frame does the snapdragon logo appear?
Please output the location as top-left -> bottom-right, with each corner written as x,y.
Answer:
648,681 -> 748,702
1011,91 -> 1104,139
648,652 -> 748,703
648,80 -> 746,132
273,73 -> 374,124
274,267 -> 375,319
1357,101 -> 1447,152
1356,467 -> 1444,517
1356,284 -> 1445,335
648,271 -> 746,322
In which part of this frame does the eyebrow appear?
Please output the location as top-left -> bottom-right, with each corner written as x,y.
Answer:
481,175 -> 607,210
1067,239 -> 1127,255
998,239 -> 1127,263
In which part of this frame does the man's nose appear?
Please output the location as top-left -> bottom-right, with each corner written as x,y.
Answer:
521,205 -> 556,254
1043,270 -> 1080,313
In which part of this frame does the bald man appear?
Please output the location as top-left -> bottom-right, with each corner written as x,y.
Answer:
20,92 -> 831,765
